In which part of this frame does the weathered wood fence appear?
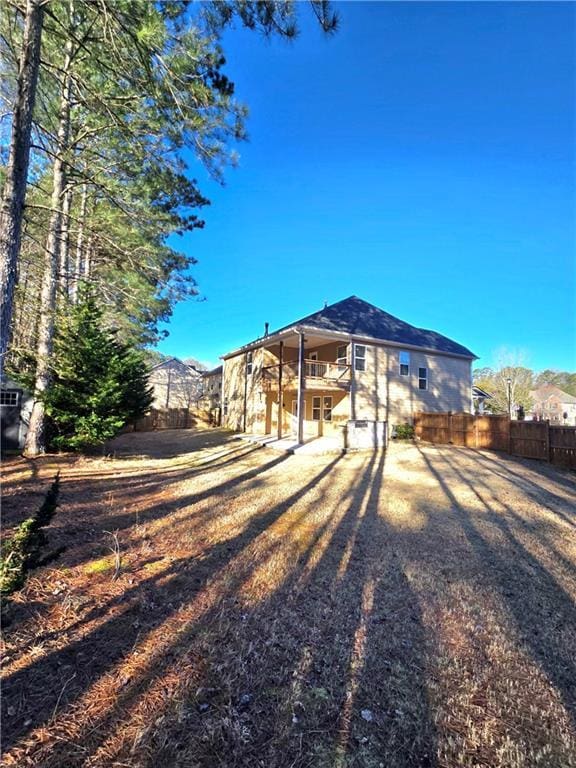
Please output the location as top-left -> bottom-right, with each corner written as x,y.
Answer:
414,412 -> 576,470
134,408 -> 198,432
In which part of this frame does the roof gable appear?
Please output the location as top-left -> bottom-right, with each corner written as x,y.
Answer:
150,357 -> 201,375
531,384 -> 576,404
271,296 -> 476,358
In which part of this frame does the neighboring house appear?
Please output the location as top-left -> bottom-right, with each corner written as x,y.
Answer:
530,384 -> 576,425
198,366 -> 223,424
0,378 -> 33,453
148,358 -> 203,409
221,296 -> 476,448
472,385 -> 493,415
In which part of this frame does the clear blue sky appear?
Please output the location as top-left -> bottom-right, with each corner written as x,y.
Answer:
157,1 -> 576,373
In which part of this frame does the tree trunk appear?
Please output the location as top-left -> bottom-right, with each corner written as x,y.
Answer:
84,233 -> 93,279
71,182 -> 87,302
0,0 -> 44,381
25,35 -> 74,456
58,183 -> 73,301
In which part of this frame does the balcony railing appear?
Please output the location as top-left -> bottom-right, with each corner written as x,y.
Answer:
261,359 -> 351,390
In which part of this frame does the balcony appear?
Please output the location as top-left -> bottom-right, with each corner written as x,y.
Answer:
261,359 -> 351,392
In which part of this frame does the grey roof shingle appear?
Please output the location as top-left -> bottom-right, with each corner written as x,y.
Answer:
271,296 -> 476,358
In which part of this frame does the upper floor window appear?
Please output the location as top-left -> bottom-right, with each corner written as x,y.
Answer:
399,351 -> 410,376
354,345 -> 366,372
337,344 -> 348,369
246,351 -> 253,375
418,367 -> 428,390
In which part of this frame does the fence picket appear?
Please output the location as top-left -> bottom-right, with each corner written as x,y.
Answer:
414,412 -> 576,470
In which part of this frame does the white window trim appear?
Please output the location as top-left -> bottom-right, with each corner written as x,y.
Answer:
312,395 -> 321,421
418,367 -> 428,390
354,344 -> 366,372
323,395 -> 333,422
0,390 -> 20,406
246,351 -> 253,375
399,350 -> 410,376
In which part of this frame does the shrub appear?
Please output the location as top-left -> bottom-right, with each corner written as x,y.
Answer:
394,423 -> 415,440
43,291 -> 153,451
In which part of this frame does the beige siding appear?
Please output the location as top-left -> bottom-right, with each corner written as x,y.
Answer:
223,347 -> 267,431
148,360 -> 201,409
353,343 -> 472,427
223,338 -> 472,436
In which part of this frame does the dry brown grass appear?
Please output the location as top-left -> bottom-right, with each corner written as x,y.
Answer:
1,427 -> 575,767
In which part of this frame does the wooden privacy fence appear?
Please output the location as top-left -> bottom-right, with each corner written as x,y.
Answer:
134,408 -> 197,432
414,412 -> 576,470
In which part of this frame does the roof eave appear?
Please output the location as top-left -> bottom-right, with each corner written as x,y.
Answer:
221,324 -> 477,361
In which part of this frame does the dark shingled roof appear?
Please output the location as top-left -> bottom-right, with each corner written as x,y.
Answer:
203,365 -> 223,377
271,296 -> 476,358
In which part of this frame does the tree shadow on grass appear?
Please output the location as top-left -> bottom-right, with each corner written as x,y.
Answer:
104,427 -> 239,460
417,444 -> 576,730
116,450 -> 437,768
1,453 -> 344,758
465,449 -> 576,529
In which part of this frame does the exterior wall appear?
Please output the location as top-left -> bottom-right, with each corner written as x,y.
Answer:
0,379 -> 33,451
352,343 -> 472,428
200,370 -> 223,408
223,347 -> 267,431
223,339 -> 473,438
148,360 -> 202,409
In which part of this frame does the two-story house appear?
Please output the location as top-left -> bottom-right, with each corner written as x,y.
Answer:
221,296 -> 476,448
148,357 -> 203,410
530,384 -> 576,425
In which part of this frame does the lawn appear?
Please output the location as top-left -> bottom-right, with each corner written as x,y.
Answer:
1,428 -> 575,767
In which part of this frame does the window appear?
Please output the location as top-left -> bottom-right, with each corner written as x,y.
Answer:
223,399 -> 228,416
0,390 -> 19,406
399,351 -> 410,376
246,351 -> 253,375
418,367 -> 428,390
312,396 -> 332,421
337,344 -> 348,370
312,396 -> 321,421
354,345 -> 366,372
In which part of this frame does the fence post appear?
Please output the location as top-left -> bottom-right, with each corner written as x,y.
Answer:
448,412 -> 452,444
508,417 -> 512,455
474,416 -> 479,449
545,420 -> 551,462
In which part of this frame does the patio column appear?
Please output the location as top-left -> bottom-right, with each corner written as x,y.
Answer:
277,341 -> 283,439
297,332 -> 305,443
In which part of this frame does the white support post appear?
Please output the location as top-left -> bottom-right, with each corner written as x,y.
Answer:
297,332 -> 305,443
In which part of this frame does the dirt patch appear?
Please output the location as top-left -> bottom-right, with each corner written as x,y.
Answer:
1,431 -> 575,767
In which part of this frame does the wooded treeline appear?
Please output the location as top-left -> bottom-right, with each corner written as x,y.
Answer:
473,366 -> 576,414
0,0 -> 337,454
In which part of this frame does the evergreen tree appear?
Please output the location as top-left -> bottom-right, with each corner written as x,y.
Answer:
42,291 -> 152,451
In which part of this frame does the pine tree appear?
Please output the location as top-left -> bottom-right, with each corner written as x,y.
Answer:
41,291 -> 152,451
